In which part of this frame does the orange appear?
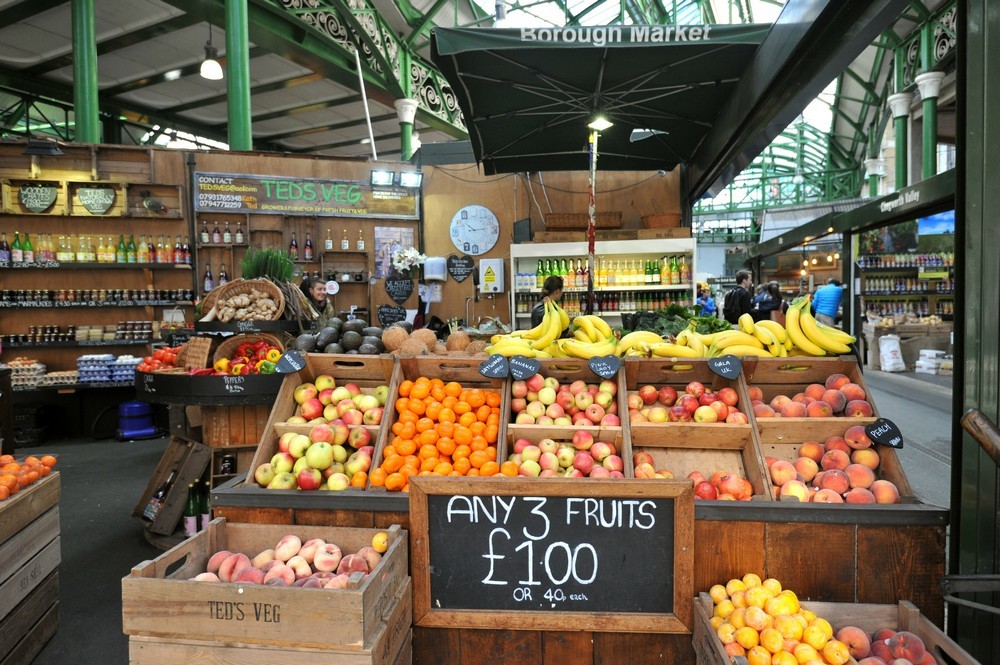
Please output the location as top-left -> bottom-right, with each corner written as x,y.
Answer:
1,463 -> 20,474
436,421 -> 455,439
438,407 -> 456,424
469,450 -> 489,469
0,474 -> 17,492
453,444 -> 471,460
441,396 -> 458,410
466,390 -> 485,408
399,465 -> 419,480
407,399 -> 426,416
396,422 -> 416,440
480,461 -> 500,477
0,454 -> 13,465
415,417 -> 435,433
484,425 -> 499,444
433,461 -> 454,475
395,439 -> 417,456
397,410 -> 418,425
454,427 -> 473,447
425,402 -> 442,421
398,380 -> 413,398
385,472 -> 406,491
485,391 -> 501,408
470,421 -> 486,437
382,444 -> 398,459
449,471 -> 462,477
430,377 -> 445,389
418,444 -> 439,460
485,446 -> 497,461
476,405 -> 492,422
470,436 -> 488,452
436,437 -> 456,457
486,413 -> 501,428
403,455 -> 420,469
500,461 -> 519,477
395,397 -> 410,414
420,457 -> 439,472
38,465 -> 51,477
16,474 -> 30,488
467,468 -> 480,476
458,412 -> 477,428
40,455 -> 57,468
431,386 -> 446,402
454,401 -> 471,415
0,486 -> 8,501
444,381 -> 462,397
418,429 -> 439,446
350,471 -> 367,488
369,468 -> 387,487
25,469 -> 39,484
453,458 -> 472,475
23,456 -> 40,467
382,455 -> 405,473
410,382 -> 430,399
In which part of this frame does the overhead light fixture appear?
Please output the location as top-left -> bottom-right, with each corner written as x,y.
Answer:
399,171 -> 423,188
800,269 -> 807,276
827,226 -> 834,233
792,170 -> 805,185
630,128 -> 667,142
200,23 -> 223,80
164,69 -> 183,81
588,116 -> 613,131
834,252 -> 841,260
827,255 -> 834,262
811,258 -> 818,265
23,138 -> 63,156
370,169 -> 395,187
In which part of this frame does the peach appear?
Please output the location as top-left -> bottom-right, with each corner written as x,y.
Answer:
845,463 -> 876,489
233,567 -> 266,585
871,639 -> 895,662
323,573 -> 352,589
313,543 -> 343,572
812,488 -> 845,503
779,479 -> 809,502
753,404 -> 776,418
218,553 -> 252,583
840,382 -> 867,402
825,373 -> 851,390
274,534 -> 302,562
190,572 -> 221,582
807,400 -> 834,417
794,457 -> 819,483
824,436 -> 852,454
821,449 -> 851,471
871,479 -> 900,504
799,441 -> 825,463
723,642 -> 745,658
356,546 -> 382,572
260,560 -> 280,574
845,425 -> 873,450
781,401 -> 808,418
298,539 -> 325,565
857,659 -> 888,665
822,389 -> 847,413
887,632 -> 926,662
747,386 -> 763,401
845,487 -> 877,504
837,626 -> 872,659
336,553 -> 370,575
845,399 -> 874,417
770,394 -> 792,412
804,383 -> 827,400
207,550 -> 233,574
263,563 -> 295,585
792,392 -> 811,404
818,469 -> 850,494
286,555 -> 313,580
251,549 -> 276,569
769,460 -> 798,486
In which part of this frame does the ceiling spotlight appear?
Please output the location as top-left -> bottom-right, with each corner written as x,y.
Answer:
370,169 -> 394,187
588,116 -> 613,131
802,260 -> 809,267
811,258 -> 818,265
827,255 -> 833,262
800,269 -> 807,276
399,171 -> 423,188
834,252 -> 841,260
200,24 -> 223,80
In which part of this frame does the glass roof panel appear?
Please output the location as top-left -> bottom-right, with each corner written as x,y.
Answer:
476,0 -> 787,27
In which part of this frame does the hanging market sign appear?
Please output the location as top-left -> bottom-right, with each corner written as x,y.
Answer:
193,172 -> 419,220
77,187 -> 117,214
18,183 -> 58,213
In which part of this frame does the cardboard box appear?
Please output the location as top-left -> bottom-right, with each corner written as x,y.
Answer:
636,227 -> 692,239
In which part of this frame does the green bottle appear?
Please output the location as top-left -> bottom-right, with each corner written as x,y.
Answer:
127,234 -> 137,263
535,261 -> 543,289
22,233 -> 34,264
200,479 -> 211,530
11,230 -> 23,262
116,235 -> 127,263
183,483 -> 199,537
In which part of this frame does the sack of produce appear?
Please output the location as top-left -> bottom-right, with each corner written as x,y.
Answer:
879,334 -> 906,372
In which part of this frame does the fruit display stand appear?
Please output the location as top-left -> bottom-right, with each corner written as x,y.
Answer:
692,592 -> 977,665
122,519 -> 411,665
0,471 -> 60,665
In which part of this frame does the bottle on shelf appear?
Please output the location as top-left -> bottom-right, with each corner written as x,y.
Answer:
21,233 -> 34,264
324,228 -> 333,251
182,236 -> 192,264
211,222 -> 222,244
203,263 -> 214,294
679,255 -> 690,283
341,229 -> 350,251
200,479 -> 211,531
133,236 -> 145,263
126,235 -> 137,263
142,469 -> 176,522
357,230 -> 365,251
183,483 -> 199,537
304,232 -> 314,261
200,223 -> 210,245
157,235 -> 167,263
116,235 -> 127,264
173,236 -> 183,264
288,232 -> 298,260
536,261 -> 544,289
223,222 -> 232,244
234,222 -> 244,245
147,235 -> 157,263
219,262 -> 229,286
0,231 -> 10,263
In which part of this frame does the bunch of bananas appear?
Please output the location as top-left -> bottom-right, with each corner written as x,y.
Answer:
784,296 -> 856,356
549,315 -> 619,359
484,298 -> 569,357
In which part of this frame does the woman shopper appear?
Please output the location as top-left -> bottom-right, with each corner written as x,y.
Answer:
305,277 -> 336,329
531,275 -> 567,333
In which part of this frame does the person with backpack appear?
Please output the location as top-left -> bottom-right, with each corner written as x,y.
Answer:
723,270 -> 754,325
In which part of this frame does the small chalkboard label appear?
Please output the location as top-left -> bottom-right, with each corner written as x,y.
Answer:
19,183 -> 58,213
77,186 -> 116,214
377,304 -> 407,328
223,376 -> 246,393
865,418 -> 904,449
142,373 -> 156,393
385,278 -> 414,305
447,254 -> 475,283
478,354 -> 509,379
708,355 -> 742,380
276,350 -> 306,374
588,355 -> 620,380
508,355 -> 540,380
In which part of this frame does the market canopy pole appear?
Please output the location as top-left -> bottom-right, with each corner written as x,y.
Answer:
587,128 -> 598,315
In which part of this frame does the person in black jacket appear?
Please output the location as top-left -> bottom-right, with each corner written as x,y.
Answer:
530,275 -> 565,329
723,270 -> 754,324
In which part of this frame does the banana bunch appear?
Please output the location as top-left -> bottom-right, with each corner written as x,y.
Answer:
571,314 -> 614,343
785,297 -> 856,356
486,298 -> 568,356
617,330 -> 666,356
554,334 -> 619,359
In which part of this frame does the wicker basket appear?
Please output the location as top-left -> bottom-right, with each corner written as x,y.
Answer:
176,336 -> 214,370
641,213 -> 681,228
201,281 -> 235,316
545,211 -> 622,230
212,333 -> 285,364
214,279 -> 285,321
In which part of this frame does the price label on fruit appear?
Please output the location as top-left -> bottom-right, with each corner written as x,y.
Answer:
708,355 -> 741,380
508,355 -> 540,381
865,418 -> 904,448
588,355 -> 621,380
479,354 -> 509,379
276,350 -> 306,374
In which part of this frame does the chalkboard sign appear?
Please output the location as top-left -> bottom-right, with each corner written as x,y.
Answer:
708,355 -> 742,380
384,278 -> 413,305
77,186 -> 116,214
408,477 -> 694,633
508,355 -> 540,381
447,254 -> 475,283
478,354 -> 509,379
276,350 -> 306,374
377,304 -> 407,328
865,418 -> 903,449
19,183 -> 57,213
588,355 -> 620,380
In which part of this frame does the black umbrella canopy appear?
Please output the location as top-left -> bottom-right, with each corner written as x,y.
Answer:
431,25 -> 771,174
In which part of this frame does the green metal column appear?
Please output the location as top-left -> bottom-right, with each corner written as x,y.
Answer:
887,91 -> 912,189
917,22 -> 945,180
71,0 -> 100,143
864,158 -> 882,197
954,0 -> 1000,661
225,0 -> 253,151
396,49 -> 414,160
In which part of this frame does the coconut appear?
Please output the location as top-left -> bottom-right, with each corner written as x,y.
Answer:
465,340 -> 488,356
433,341 -> 448,356
410,328 -> 438,349
445,331 -> 471,351
398,337 -> 429,356
381,326 -> 409,352
447,349 -> 468,357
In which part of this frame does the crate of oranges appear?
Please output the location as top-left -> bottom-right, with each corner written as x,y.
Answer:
0,453 -> 58,504
368,357 -> 510,492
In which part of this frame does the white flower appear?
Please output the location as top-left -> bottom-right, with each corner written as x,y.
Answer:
391,247 -> 427,272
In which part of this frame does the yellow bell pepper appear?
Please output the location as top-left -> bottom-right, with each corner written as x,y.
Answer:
255,359 -> 268,372
230,363 -> 244,376
266,348 -> 282,362
214,358 -> 230,373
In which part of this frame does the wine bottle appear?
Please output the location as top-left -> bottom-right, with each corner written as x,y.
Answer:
357,230 -> 365,251
288,232 -> 299,260
127,235 -> 138,263
234,223 -> 244,245
200,479 -> 211,531
0,231 -> 10,263
219,262 -> 229,286
211,223 -> 222,244
324,229 -> 333,251
203,264 -> 214,294
304,232 -> 314,261
22,233 -> 34,264
200,223 -> 210,244
142,470 -> 177,522
116,235 -> 127,263
222,222 -> 232,244
183,483 -> 199,537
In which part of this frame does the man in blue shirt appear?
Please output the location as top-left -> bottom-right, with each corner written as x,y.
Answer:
812,278 -> 844,326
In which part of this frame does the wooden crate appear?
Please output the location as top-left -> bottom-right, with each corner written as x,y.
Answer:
202,404 -> 271,448
533,230 -> 638,243
692,592 -> 977,665
545,211 -> 622,230
630,443 -> 771,500
742,357 -> 879,443
635,227 -> 692,239
0,572 -> 59,665
245,354 -> 399,487
131,436 -> 212,536
507,358 -> 624,447
122,519 -> 409,653
128,583 -> 412,665
505,427 -> 629,478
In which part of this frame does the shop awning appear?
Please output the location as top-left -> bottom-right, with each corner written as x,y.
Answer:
430,25 -> 771,175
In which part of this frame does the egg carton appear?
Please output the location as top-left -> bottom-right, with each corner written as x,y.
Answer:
11,364 -> 46,376
78,353 -> 116,361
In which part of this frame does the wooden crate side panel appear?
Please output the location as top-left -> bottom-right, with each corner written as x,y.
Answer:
0,507 -> 58,587
392,631 -> 412,665
593,631 -> 696,665
692,594 -> 729,665
244,375 -> 299,483
856,525 -> 946,626
372,511 -> 411,531
0,537 -> 60,622
742,357 -> 865,386
0,596 -> 58,665
0,473 -> 60,544
693,521 -> 766,593
213,506 -> 292,525
765,523 -> 856,602
755,417 -> 878,444
296,508 -> 377,528
0,571 -> 58,663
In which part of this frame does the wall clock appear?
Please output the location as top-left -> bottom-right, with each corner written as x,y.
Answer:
449,205 -> 500,256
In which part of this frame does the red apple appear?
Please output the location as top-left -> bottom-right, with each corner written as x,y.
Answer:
717,387 -> 739,406
638,385 -> 659,405
694,481 -> 718,500
678,394 -> 700,415
685,381 -> 706,399
699,392 -> 718,407
709,401 -> 729,421
658,386 -> 678,406
725,412 -> 749,424
667,405 -> 691,422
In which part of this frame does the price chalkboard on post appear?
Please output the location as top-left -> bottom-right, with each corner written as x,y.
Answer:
409,477 -> 694,633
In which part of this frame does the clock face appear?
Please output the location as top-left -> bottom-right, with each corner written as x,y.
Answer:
450,205 -> 500,256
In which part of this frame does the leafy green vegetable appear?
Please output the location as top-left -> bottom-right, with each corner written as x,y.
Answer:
241,248 -> 294,282
622,310 -> 732,337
